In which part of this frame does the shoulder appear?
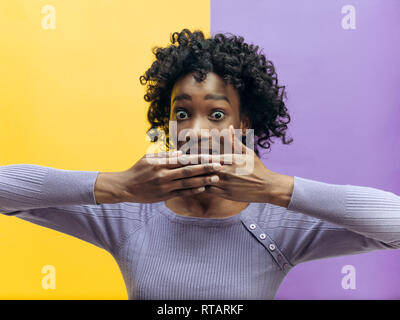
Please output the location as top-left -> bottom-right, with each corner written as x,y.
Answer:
245,202 -> 340,246
246,202 -> 320,226
115,201 -> 158,223
249,201 -> 340,229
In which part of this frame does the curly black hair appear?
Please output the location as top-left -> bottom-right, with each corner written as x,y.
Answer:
139,28 -> 293,157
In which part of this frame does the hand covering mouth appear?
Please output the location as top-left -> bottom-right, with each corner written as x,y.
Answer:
180,147 -> 221,155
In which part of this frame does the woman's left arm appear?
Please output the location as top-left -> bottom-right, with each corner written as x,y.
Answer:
201,126 -> 400,247
209,155 -> 400,247
284,175 -> 400,247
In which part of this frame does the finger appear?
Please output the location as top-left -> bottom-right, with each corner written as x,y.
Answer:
228,125 -> 249,154
176,154 -> 237,166
167,162 -> 222,180
144,151 -> 183,165
165,174 -> 220,192
147,153 -> 240,167
150,154 -> 231,168
154,162 -> 222,184
168,186 -> 207,198
204,185 -> 230,198
145,150 -> 182,158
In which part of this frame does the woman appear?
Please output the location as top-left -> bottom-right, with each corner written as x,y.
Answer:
1,29 -> 399,300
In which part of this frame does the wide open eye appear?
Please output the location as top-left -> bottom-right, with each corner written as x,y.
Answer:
175,110 -> 189,120
210,110 -> 225,121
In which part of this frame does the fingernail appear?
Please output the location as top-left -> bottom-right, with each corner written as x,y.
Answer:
198,187 -> 205,192
211,175 -> 219,183
213,163 -> 222,170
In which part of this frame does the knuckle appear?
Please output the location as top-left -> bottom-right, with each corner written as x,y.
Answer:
158,170 -> 166,179
153,171 -> 165,184
182,167 -> 192,177
205,163 -> 214,172
180,179 -> 191,188
153,176 -> 161,184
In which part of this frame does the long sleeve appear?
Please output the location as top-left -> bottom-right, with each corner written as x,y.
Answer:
270,176 -> 400,266
0,164 -> 142,253
0,164 -> 99,211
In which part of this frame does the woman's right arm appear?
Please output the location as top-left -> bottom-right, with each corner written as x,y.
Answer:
0,155 -> 221,251
0,164 -> 140,252
0,164 -> 100,213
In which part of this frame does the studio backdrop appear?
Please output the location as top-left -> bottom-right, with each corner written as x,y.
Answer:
0,0 -> 399,299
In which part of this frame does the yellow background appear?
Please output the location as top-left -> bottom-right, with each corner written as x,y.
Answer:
0,0 -> 209,299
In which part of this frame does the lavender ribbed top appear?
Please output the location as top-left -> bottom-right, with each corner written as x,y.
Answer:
1,164 -> 400,299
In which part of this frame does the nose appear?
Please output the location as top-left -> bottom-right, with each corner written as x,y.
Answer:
181,117 -> 218,154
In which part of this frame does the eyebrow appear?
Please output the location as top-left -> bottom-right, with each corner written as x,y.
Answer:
172,93 -> 230,104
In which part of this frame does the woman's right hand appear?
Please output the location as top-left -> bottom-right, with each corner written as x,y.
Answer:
94,151 -> 222,204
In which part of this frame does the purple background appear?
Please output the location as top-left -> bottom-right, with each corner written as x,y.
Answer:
211,0 -> 400,299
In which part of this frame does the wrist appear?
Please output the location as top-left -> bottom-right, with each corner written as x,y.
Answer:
94,171 -> 125,204
265,173 -> 294,208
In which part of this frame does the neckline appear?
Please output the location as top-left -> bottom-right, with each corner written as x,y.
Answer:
155,201 -> 256,227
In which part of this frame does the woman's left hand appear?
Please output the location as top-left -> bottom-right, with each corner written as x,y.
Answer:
179,125 -> 294,207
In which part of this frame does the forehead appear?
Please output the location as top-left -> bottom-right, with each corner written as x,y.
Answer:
170,72 -> 240,106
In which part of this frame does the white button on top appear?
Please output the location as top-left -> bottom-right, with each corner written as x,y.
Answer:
249,224 -> 256,230
269,243 -> 276,251
259,233 -> 266,240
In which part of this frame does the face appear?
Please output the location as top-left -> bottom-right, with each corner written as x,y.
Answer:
169,72 -> 250,155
